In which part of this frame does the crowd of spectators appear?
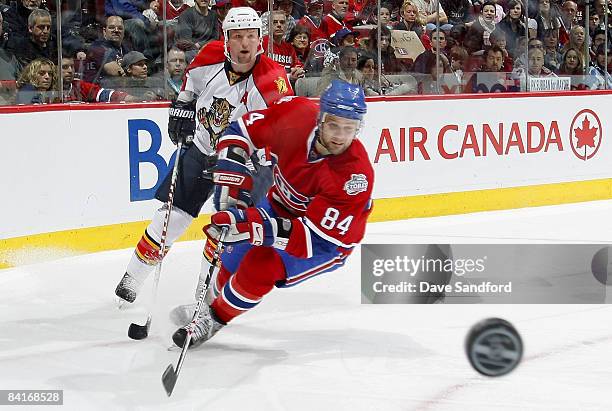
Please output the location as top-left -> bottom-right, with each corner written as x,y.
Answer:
0,0 -> 611,104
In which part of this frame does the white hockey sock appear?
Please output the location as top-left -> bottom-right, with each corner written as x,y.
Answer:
126,205 -> 194,282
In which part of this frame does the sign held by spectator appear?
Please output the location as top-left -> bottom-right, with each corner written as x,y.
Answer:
529,77 -> 571,92
391,30 -> 425,61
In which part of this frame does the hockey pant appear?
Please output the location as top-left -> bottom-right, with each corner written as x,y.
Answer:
126,144 -> 273,280
210,197 -> 351,324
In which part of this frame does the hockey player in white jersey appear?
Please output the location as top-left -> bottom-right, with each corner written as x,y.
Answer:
115,7 -> 293,304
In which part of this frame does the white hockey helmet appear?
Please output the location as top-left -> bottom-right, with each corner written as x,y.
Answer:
222,7 -> 264,62
222,7 -> 262,39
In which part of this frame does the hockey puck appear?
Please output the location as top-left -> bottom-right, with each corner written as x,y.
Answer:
465,318 -> 523,377
128,322 -> 149,340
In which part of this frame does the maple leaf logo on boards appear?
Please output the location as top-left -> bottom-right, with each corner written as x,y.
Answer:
574,116 -> 597,149
569,109 -> 602,161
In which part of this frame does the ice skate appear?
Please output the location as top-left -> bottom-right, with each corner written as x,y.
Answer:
172,305 -> 225,349
115,272 -> 145,304
169,304 -> 196,326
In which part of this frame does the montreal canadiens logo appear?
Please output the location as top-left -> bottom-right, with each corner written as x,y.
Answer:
344,174 -> 368,195
569,109 -> 602,161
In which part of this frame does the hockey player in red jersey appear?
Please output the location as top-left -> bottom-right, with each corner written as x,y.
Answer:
115,7 -> 293,304
172,80 -> 374,347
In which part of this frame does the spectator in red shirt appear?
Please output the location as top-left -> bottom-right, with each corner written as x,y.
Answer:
233,0 -> 268,15
297,0 -> 325,41
263,10 -> 305,81
321,0 -> 352,38
482,45 -> 504,72
61,56 -> 133,102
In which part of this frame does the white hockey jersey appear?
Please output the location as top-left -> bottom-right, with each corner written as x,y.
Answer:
180,41 -> 293,155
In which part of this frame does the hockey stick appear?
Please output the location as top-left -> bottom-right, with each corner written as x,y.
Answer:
162,227 -> 228,396
128,140 -> 183,340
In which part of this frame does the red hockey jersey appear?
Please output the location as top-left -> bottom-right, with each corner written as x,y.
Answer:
218,96 -> 374,250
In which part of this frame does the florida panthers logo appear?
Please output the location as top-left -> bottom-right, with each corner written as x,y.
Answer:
198,96 -> 235,149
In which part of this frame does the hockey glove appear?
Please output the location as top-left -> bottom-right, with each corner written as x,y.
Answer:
213,146 -> 253,210
203,207 -> 292,249
168,99 -> 196,146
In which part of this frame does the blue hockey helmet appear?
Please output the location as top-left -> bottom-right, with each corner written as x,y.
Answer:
319,80 -> 367,122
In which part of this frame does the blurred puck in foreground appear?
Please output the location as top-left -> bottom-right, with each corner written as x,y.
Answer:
465,318 -> 523,377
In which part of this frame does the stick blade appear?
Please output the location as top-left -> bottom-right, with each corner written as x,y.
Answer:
162,364 -> 178,396
127,322 -> 149,340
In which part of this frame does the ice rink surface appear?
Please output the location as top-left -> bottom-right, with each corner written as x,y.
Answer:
2,200 -> 612,411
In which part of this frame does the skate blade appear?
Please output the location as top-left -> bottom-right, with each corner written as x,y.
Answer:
116,297 -> 133,310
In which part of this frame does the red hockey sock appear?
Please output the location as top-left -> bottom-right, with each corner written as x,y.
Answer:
213,265 -> 232,297
211,247 -> 286,324
135,230 -> 162,265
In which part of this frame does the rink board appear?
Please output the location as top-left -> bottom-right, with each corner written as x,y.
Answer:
2,91 -> 612,268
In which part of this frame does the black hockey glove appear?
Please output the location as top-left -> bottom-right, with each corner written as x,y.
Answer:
168,100 -> 196,146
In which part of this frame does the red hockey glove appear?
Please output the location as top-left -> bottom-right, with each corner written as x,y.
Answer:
203,207 -> 292,248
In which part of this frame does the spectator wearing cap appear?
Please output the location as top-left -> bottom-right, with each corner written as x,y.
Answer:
495,0 -> 526,58
263,10 -> 305,81
288,24 -> 311,64
331,27 -> 358,48
103,50 -> 164,100
15,57 -> 58,104
6,8 -> 55,72
316,45 -> 363,94
175,0 -> 219,50
320,0 -> 353,39
588,44 -> 612,89
395,1 -> 425,38
83,16 -> 132,84
3,0 -> 42,40
61,55 -> 135,102
262,0 -> 297,40
297,0 -> 325,41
